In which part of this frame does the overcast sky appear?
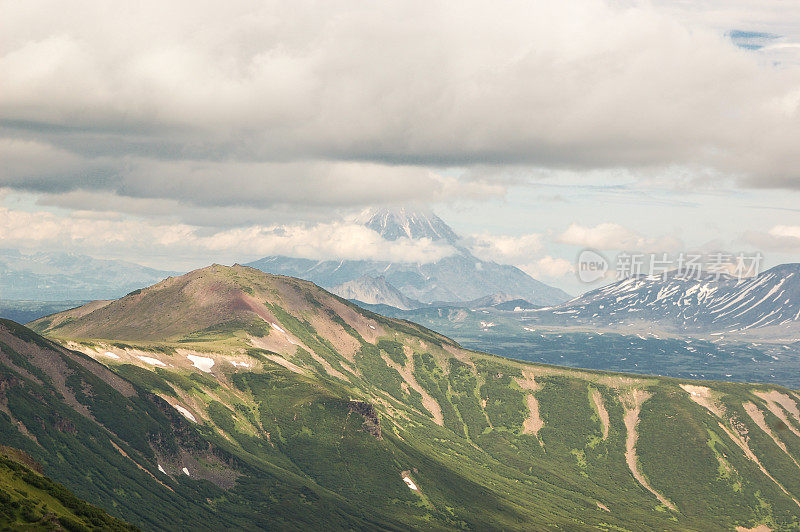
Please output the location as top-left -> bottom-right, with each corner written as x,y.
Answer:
3,0 -> 800,294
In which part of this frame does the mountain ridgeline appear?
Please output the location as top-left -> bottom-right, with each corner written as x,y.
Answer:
529,264 -> 800,337
0,249 -> 178,301
8,264 -> 800,530
246,207 -> 571,306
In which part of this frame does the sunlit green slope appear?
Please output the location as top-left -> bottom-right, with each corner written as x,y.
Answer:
0,446 -> 136,531
13,264 -> 800,530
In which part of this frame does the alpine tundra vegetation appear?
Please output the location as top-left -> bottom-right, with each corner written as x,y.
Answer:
0,265 -> 793,530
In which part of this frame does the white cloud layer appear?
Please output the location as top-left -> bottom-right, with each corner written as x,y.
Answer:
743,225 -> 800,251
519,256 -> 576,279
2,0 -> 800,215
0,207 -> 456,266
3,0 -> 800,290
466,233 -> 543,263
558,222 -> 682,252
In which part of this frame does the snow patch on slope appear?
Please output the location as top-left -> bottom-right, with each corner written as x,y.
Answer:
187,354 -> 214,372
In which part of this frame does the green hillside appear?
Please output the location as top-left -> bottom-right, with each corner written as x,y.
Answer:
8,264 -> 800,530
0,446 -> 136,531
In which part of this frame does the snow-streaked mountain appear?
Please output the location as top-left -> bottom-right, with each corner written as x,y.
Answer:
0,249 -> 178,300
529,264 -> 800,334
358,206 -> 459,243
246,208 -> 571,306
331,275 -> 424,310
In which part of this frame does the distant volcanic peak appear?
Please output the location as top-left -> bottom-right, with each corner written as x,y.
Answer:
360,206 -> 460,244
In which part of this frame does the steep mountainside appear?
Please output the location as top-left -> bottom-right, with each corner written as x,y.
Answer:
0,446 -> 136,531
331,275 -> 424,310
528,264 -> 800,336
0,317 -> 400,530
246,207 -> 571,305
20,265 -> 800,530
0,249 -> 178,300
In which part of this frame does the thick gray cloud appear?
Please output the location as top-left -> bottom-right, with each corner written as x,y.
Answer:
0,206 -> 458,269
2,0 -> 800,214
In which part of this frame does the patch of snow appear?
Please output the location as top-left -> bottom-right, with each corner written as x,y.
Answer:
187,354 -> 214,373
172,404 -> 197,423
229,360 -> 251,368
100,351 -> 120,359
182,467 -> 190,476
158,464 -> 166,474
270,322 -> 285,334
369,324 -> 376,330
402,476 -> 418,491
137,356 -> 166,367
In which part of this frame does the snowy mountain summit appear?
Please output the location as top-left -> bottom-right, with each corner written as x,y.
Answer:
358,206 -> 460,244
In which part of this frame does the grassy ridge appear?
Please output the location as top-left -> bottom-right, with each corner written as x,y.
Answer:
13,265 -> 800,530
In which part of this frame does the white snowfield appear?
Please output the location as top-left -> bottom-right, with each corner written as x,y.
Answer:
270,322 -> 285,334
137,355 -> 166,367
100,351 -> 120,359
182,467 -> 190,476
229,360 -> 251,368
187,354 -> 214,372
172,404 -> 197,422
402,476 -> 418,491
158,464 -> 166,474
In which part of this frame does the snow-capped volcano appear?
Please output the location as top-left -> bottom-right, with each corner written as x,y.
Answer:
358,206 -> 460,243
246,207 -> 571,306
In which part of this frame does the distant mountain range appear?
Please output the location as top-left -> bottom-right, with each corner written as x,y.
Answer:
355,263 -> 800,386
0,249 -> 178,300
0,299 -> 88,324
247,207 -> 571,306
527,263 -> 800,336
